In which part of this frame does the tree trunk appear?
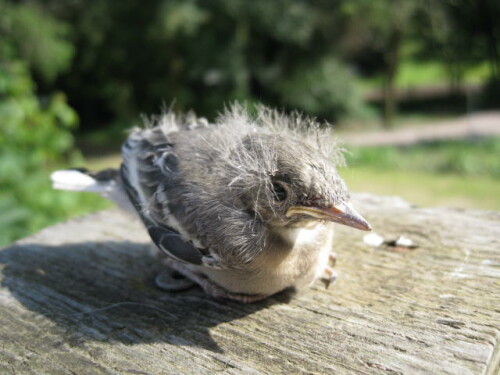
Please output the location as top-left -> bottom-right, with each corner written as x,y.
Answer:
478,0 -> 500,80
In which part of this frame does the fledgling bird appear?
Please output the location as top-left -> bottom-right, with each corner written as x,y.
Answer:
51,105 -> 371,303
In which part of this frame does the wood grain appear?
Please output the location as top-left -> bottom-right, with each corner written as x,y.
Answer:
1,194 -> 499,375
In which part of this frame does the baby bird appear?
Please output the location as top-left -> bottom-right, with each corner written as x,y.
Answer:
51,105 -> 371,303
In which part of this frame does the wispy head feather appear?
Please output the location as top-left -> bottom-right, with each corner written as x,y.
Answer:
217,103 -> 345,166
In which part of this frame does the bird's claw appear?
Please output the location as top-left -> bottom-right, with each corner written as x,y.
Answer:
322,266 -> 338,289
322,252 -> 338,289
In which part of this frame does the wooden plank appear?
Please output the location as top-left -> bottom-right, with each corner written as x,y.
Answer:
0,194 -> 499,374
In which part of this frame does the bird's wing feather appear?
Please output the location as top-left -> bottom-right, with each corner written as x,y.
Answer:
120,129 -> 206,266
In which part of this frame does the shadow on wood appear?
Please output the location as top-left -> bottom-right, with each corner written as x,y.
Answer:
1,195 -> 499,374
0,240 -> 293,354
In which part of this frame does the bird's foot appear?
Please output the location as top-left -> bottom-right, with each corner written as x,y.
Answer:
157,259 -> 269,303
322,266 -> 338,289
321,252 -> 338,289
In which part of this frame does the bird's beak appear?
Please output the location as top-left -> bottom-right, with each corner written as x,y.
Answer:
286,201 -> 372,231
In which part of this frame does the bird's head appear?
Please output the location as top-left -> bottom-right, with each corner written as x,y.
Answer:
226,133 -> 371,232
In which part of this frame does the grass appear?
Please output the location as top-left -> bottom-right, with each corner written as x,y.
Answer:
396,60 -> 490,88
342,167 -> 500,210
345,138 -> 500,178
359,60 -> 491,92
342,137 -> 500,210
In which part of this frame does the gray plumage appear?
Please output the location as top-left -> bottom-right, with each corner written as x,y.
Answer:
52,104 -> 371,303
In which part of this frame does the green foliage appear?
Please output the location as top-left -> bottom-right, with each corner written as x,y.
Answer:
0,0 -> 74,82
33,0 -> 373,125
0,64 -> 108,247
218,0 -> 317,45
346,137 -> 500,178
415,0 -> 500,82
277,57 -> 374,121
158,1 -> 209,38
2,0 -> 498,128
0,1 -> 111,246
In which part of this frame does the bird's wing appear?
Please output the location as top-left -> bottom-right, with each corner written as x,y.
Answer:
120,128 -> 207,266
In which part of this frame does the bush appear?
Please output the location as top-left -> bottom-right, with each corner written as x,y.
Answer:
276,57 -> 375,122
0,61 -> 109,246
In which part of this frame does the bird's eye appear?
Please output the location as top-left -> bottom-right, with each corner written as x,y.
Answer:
272,182 -> 288,201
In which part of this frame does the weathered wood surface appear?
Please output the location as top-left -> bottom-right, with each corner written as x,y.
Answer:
0,194 -> 499,375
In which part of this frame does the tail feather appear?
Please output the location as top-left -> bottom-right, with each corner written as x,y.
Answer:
50,168 -> 114,193
51,168 -> 136,213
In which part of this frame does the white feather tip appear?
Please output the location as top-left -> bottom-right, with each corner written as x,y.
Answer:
51,170 -> 101,192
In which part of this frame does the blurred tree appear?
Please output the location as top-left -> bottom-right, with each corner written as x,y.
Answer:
0,1 -> 96,244
0,0 -> 74,82
416,0 -> 500,108
417,0 -> 499,83
337,0 -> 421,127
38,0 -> 371,127
0,61 -> 80,243
3,0 -> 498,131
277,56 -> 371,120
